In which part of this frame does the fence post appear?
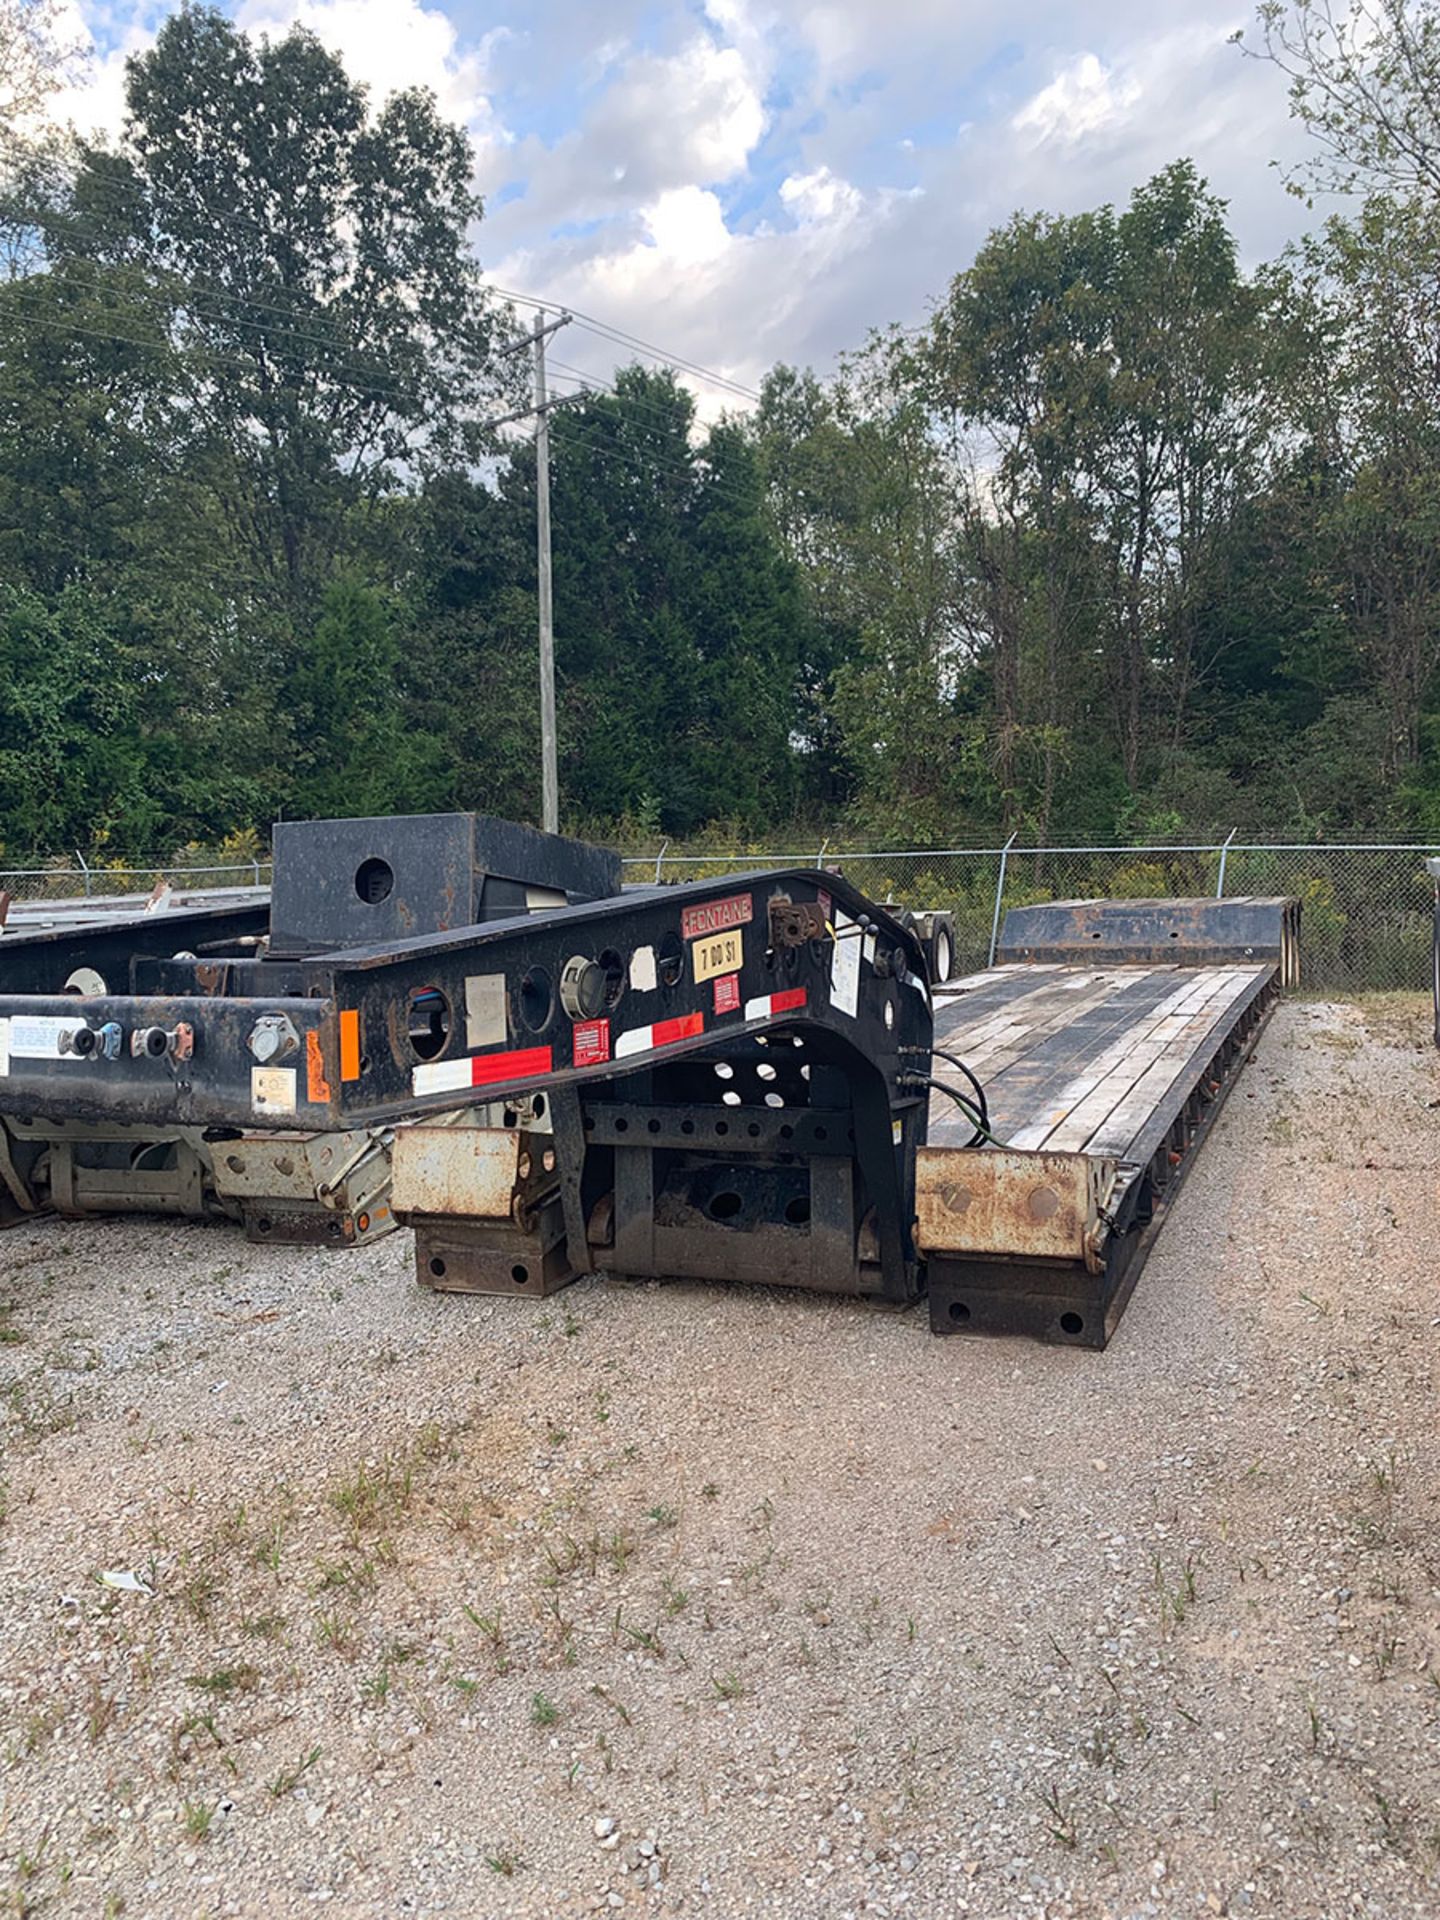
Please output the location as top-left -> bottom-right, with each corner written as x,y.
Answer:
75,849 -> 91,898
1216,827 -> 1237,899
653,839 -> 669,885
987,832 -> 1017,969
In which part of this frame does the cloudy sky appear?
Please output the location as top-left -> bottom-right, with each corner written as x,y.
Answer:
56,0 -> 1315,406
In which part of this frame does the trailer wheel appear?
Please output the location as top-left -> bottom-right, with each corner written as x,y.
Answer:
931,923 -> 954,985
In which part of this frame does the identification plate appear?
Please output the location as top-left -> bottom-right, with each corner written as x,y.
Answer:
692,929 -> 744,983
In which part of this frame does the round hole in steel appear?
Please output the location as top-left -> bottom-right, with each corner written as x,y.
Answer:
598,948 -> 626,1011
715,1120 -> 730,1135
784,1195 -> 811,1225
681,1119 -> 695,1135
779,1124 -> 794,1140
406,986 -> 451,1061
542,1149 -> 556,1173
519,967 -> 554,1033
226,1154 -> 245,1173
531,1094 -> 546,1118
756,1063 -> 777,1082
355,856 -> 394,904
647,1119 -> 661,1134
948,1301 -> 971,1324
814,1125 -> 827,1140
615,1117 -> 628,1133
511,1264 -> 529,1285
709,1191 -> 743,1220
721,1091 -> 741,1108
714,1062 -> 735,1079
1060,1311 -> 1084,1336
429,1256 -> 447,1279
257,1217 -> 273,1234
658,932 -> 684,988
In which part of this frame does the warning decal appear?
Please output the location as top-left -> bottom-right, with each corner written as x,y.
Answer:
713,974 -> 741,1015
573,1018 -> 611,1067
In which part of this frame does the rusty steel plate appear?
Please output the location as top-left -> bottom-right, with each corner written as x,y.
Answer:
915,1147 -> 1117,1269
391,1126 -> 526,1220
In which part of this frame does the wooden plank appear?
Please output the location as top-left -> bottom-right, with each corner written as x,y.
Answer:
1005,969 -> 1250,1152
1083,968 -> 1269,1158
1038,969 -> 1260,1153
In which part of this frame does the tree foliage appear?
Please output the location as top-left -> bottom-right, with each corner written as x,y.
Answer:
0,8 -> 1438,858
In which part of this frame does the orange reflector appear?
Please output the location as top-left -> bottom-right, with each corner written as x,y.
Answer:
339,1009 -> 362,1082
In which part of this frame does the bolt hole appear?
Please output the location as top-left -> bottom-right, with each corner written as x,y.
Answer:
257,1217 -> 273,1234
681,1119 -> 695,1136
948,1301 -> 971,1324
784,1196 -> 811,1225
709,1191 -> 743,1221
511,1264 -> 529,1285
615,1117 -> 628,1133
647,1119 -> 661,1134
429,1256 -> 447,1279
747,1123 -> 760,1138
1060,1311 -> 1084,1336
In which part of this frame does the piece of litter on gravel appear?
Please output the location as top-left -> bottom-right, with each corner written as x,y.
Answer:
99,1569 -> 153,1595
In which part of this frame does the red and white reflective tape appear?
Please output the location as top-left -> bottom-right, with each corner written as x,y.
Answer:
413,1044 -> 553,1098
613,1010 -> 705,1060
742,987 -> 807,1022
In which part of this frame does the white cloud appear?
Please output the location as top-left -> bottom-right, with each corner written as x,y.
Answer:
1014,51 -> 1143,143
235,0 -> 506,143
54,0 -> 507,147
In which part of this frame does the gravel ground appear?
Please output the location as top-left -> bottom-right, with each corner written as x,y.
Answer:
1,994 -> 1437,1920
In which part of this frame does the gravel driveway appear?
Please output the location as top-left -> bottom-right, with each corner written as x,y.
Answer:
1,995 -> 1437,1919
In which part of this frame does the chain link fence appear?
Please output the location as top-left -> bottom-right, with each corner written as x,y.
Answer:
621,841 -> 1440,993
3,842 -> 1434,992
0,860 -> 270,909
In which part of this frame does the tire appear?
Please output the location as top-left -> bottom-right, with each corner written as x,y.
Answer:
932,924 -> 954,986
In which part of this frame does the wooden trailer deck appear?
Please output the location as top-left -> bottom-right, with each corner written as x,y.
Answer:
913,899 -> 1298,1347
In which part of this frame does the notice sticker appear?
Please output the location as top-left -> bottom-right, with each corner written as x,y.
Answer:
573,1018 -> 611,1067
713,973 -> 741,1015
830,913 -> 861,1019
629,945 -> 658,993
0,1017 -> 9,1077
10,1014 -> 87,1060
252,1066 -> 297,1116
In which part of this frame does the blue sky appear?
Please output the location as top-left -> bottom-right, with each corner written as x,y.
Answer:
57,0 -> 1315,410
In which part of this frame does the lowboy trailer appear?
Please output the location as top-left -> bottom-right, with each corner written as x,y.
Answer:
0,816 -> 1296,1347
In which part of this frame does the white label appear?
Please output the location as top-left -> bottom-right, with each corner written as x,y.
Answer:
830,914 -> 861,1019
862,931 -> 877,966
11,1014 -> 87,1060
0,1017 -> 8,1077
252,1066 -> 297,1115
464,973 -> 508,1049
629,945 -> 658,992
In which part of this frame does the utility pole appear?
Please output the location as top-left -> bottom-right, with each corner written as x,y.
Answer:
532,308 -> 570,835
490,308 -> 575,835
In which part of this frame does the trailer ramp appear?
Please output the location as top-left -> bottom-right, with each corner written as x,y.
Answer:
916,898 -> 1298,1348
